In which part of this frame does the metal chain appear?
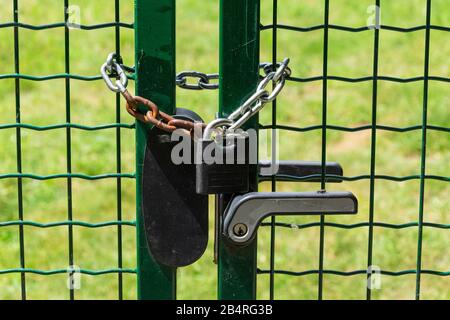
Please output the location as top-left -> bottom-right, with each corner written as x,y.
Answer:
175,62 -> 292,91
203,58 -> 291,139
100,53 -> 204,137
100,53 -> 129,93
101,53 -> 291,139
176,71 -> 219,90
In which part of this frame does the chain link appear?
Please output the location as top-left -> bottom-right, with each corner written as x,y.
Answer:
100,53 -> 129,93
176,71 -> 219,90
259,61 -> 292,79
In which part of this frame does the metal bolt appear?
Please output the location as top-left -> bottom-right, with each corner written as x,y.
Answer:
233,223 -> 248,237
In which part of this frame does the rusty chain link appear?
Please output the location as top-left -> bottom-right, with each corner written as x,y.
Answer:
122,89 -> 206,137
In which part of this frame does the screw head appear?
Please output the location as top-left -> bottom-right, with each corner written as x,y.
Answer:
233,223 -> 248,237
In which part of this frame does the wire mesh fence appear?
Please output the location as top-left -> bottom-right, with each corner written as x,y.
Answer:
0,0 -> 448,300
257,0 -> 449,299
0,0 -> 136,300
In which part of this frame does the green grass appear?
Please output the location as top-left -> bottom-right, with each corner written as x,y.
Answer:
0,0 -> 449,300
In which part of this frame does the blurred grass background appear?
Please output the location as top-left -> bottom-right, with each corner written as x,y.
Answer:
0,0 -> 448,299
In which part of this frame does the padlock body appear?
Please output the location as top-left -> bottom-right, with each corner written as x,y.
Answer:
196,135 -> 250,194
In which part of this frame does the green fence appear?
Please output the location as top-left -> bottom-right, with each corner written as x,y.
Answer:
256,0 -> 449,300
0,0 -> 136,300
0,0 -> 449,300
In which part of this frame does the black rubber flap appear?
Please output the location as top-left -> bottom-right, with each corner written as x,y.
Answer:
142,126 -> 208,267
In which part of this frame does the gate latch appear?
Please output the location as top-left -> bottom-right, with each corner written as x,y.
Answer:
223,191 -> 358,246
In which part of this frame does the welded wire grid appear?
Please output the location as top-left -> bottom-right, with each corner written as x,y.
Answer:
0,1 -> 136,299
1,0 -> 449,301
258,0 -> 449,300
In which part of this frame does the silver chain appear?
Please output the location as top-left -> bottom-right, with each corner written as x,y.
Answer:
175,61 -> 292,91
101,53 -> 130,93
203,58 -> 291,139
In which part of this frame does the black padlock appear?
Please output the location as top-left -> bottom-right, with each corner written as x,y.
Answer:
196,133 -> 250,194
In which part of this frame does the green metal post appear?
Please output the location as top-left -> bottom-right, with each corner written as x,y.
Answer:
135,0 -> 177,300
218,0 -> 260,300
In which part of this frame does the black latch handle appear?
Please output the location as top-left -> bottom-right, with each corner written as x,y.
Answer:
223,191 -> 358,246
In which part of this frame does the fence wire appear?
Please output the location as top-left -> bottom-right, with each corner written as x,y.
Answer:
0,0 -> 136,300
258,0 -> 449,300
0,0 -> 449,301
